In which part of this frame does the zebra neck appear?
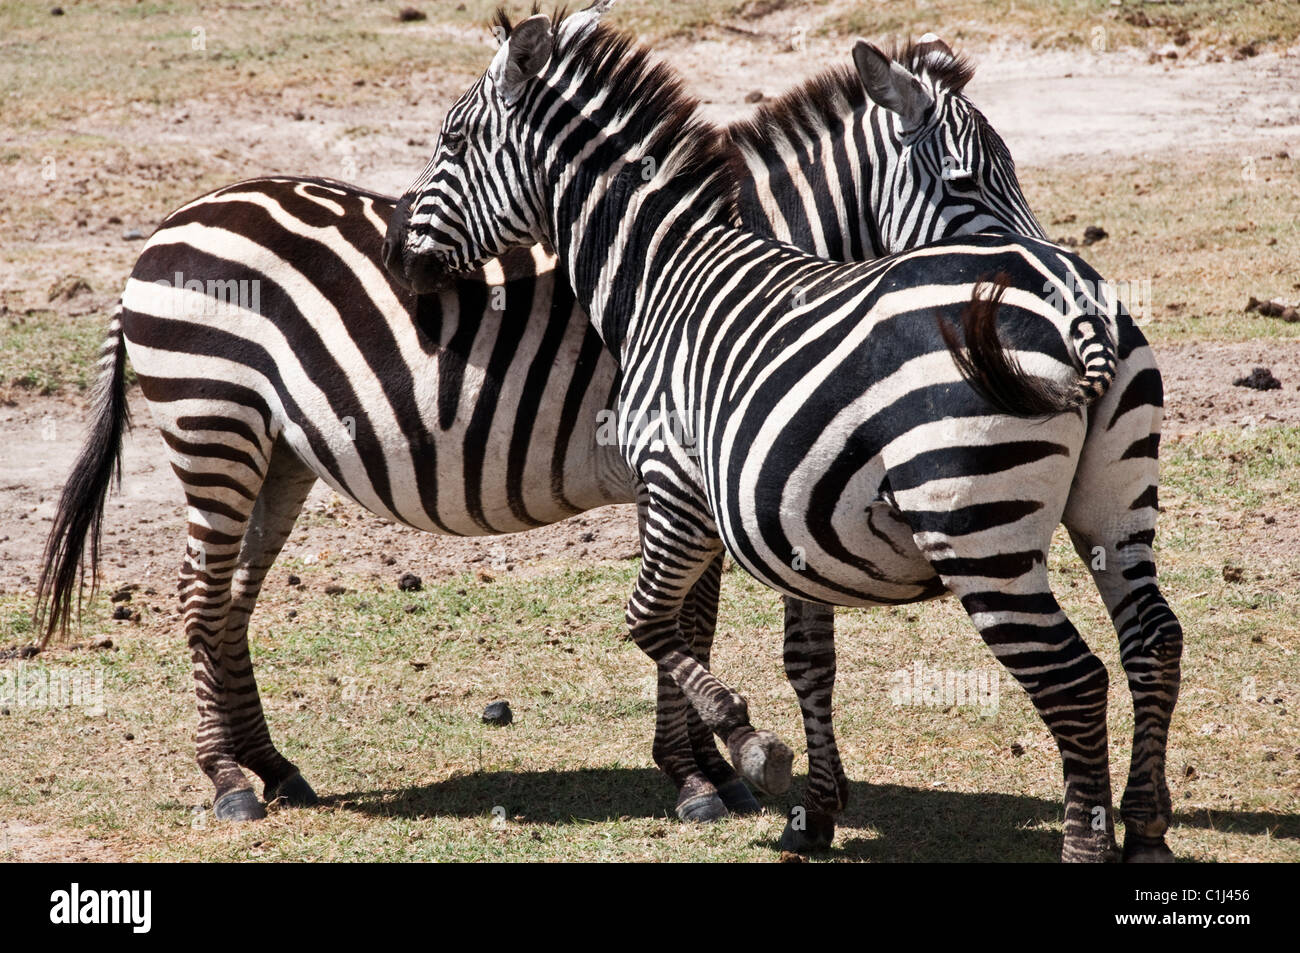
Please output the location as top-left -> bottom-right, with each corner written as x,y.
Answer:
541,135 -> 732,362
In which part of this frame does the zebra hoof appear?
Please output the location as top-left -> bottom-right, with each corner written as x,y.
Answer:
676,792 -> 730,823
213,788 -> 266,822
716,777 -> 761,815
1123,835 -> 1174,863
733,730 -> 793,796
265,771 -> 318,807
777,807 -> 835,853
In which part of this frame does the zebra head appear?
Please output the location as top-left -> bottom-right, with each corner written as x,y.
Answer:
385,4 -> 616,293
852,35 -> 1046,251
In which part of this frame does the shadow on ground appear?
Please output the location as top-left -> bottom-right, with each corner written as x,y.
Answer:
319,769 -> 1298,861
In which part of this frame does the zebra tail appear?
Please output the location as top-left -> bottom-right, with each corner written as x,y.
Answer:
33,305 -> 132,648
938,273 -> 1117,417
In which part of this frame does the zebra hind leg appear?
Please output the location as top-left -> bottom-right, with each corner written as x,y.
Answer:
906,520 -> 1119,861
778,597 -> 845,853
177,432 -> 313,822
226,442 -> 321,809
1064,350 -> 1181,863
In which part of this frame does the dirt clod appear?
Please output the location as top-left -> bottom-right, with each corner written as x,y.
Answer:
398,7 -> 425,22
398,572 -> 422,592
1222,565 -> 1245,583
287,574 -> 301,586
778,850 -> 805,863
111,605 -> 132,620
1081,225 -> 1108,245
323,584 -> 347,596
745,90 -> 764,103
1233,367 -> 1281,391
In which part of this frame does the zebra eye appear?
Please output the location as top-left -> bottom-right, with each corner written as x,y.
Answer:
442,128 -> 467,153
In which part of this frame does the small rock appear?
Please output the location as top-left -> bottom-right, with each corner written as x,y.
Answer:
291,110 -> 305,121
579,531 -> 596,543
778,850 -> 805,863
122,228 -> 145,241
398,6 -> 426,21
398,572 -> 422,592
1081,225 -> 1108,245
1234,42 -> 1258,60
1222,565 -> 1244,583
111,605 -> 132,620
1009,742 -> 1025,757
482,700 -> 513,726
110,588 -> 132,603
89,636 -> 113,650
106,215 -> 122,225
287,574 -> 301,586
50,6 -> 64,15
323,584 -> 347,596
744,90 -> 764,103
124,732 -> 134,741
1233,367 -> 1281,391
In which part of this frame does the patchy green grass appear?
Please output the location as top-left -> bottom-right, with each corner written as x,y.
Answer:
1020,151 -> 1300,344
0,309 -> 112,394
2,425 -> 1297,861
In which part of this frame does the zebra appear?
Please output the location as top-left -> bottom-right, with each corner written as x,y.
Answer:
384,2 -> 1182,862
37,18 -> 1171,857
32,31 -> 1061,831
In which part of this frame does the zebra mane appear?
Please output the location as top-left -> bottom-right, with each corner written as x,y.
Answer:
727,38 -> 977,156
493,6 -> 739,223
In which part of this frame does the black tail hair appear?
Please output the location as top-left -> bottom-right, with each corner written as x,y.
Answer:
33,307 -> 131,648
939,274 -> 1096,418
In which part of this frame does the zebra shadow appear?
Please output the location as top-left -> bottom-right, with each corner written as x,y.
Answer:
321,770 -> 1298,861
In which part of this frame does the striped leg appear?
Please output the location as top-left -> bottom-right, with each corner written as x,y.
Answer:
224,442 -> 320,808
779,597 -> 845,852
893,429 -> 1119,862
169,417 -> 304,821
679,554 -> 760,814
1065,341 -> 1181,862
634,489 -> 793,800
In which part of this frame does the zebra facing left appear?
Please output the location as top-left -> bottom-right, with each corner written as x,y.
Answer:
385,1 -> 1183,862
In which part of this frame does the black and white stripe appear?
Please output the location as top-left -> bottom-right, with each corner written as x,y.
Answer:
387,4 -> 1181,862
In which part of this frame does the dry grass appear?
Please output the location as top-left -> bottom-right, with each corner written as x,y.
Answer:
2,426 -> 1297,862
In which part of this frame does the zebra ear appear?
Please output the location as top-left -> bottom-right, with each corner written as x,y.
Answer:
495,13 -> 554,106
852,40 -> 934,131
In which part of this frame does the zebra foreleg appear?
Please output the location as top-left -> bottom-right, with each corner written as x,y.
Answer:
631,495 -> 793,798
778,597 -> 845,853
678,553 -> 761,814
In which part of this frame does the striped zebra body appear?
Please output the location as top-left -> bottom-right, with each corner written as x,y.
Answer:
36,35 -> 1072,829
387,4 -> 1181,862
